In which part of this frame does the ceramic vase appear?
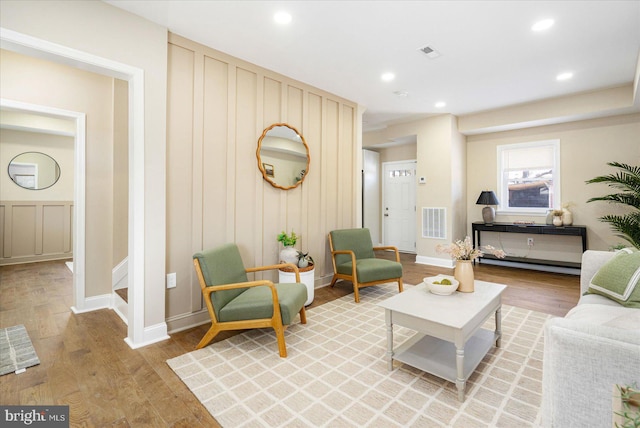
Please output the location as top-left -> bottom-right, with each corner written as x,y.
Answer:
455,260 -> 475,293
279,246 -> 298,264
562,208 -> 573,226
545,209 -> 554,225
298,258 -> 309,268
553,216 -> 563,226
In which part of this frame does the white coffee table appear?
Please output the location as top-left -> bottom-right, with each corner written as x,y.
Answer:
378,279 -> 506,401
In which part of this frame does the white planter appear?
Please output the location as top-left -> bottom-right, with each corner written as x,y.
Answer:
279,246 -> 298,264
279,267 -> 314,306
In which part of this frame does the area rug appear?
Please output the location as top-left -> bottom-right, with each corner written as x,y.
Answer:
167,284 -> 552,427
0,324 -> 40,375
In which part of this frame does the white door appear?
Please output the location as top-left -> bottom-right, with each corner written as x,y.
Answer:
383,161 -> 416,252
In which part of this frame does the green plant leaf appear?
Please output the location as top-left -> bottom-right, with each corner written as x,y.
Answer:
586,162 -> 640,249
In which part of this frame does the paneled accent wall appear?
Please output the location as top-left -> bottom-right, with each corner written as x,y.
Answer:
0,201 -> 73,265
166,34 -> 360,329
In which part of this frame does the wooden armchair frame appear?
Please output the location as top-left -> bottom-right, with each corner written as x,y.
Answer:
193,260 -> 307,357
328,232 -> 404,303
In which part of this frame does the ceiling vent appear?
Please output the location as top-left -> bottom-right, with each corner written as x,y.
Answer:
419,45 -> 441,59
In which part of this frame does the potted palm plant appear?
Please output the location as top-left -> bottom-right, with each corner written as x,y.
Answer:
586,162 -> 640,249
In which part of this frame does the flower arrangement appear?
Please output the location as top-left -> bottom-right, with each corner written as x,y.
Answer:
277,230 -> 298,247
436,236 -> 506,261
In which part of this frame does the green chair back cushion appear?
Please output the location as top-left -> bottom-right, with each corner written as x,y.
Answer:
193,243 -> 249,319
330,228 -> 376,266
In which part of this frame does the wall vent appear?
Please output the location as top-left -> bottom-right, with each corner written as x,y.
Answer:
422,207 -> 446,239
419,45 -> 441,59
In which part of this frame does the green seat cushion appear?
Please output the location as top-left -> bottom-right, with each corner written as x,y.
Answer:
585,248 -> 640,308
337,258 -> 402,284
219,282 -> 307,325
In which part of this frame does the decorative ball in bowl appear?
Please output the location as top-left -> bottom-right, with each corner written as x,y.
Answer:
423,275 -> 459,295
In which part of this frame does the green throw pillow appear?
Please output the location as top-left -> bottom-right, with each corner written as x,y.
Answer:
586,248 -> 640,308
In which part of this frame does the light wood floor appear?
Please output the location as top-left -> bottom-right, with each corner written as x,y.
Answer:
0,256 -> 579,427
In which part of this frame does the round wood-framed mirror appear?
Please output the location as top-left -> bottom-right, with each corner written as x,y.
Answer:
256,123 -> 310,190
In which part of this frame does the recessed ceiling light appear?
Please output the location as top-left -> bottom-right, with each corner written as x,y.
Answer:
556,72 -> 573,81
532,19 -> 554,32
435,101 -> 446,108
381,72 -> 395,82
274,11 -> 292,25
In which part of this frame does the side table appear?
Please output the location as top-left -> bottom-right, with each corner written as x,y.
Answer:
278,265 -> 314,306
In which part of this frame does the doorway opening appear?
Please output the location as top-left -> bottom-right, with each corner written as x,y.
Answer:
362,135 -> 417,252
1,28 -> 151,348
1,99 -> 86,295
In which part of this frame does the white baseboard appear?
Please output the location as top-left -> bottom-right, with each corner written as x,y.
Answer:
414,254 -> 580,275
124,322 -> 170,349
415,255 -> 455,268
166,310 -> 211,334
479,258 -> 580,275
71,293 -> 111,313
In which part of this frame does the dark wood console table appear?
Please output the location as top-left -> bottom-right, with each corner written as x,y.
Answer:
471,222 -> 587,268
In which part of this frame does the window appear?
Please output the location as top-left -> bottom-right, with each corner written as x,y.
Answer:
388,169 -> 413,177
497,140 -> 560,214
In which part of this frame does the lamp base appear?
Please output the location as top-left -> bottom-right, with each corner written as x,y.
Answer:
482,206 -> 495,224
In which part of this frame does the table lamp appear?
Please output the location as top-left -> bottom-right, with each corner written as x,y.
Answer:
476,191 -> 499,224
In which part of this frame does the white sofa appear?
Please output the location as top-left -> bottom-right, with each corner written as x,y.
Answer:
542,250 -> 640,427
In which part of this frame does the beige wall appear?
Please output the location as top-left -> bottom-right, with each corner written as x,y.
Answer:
364,102 -> 639,266
467,113 -> 640,253
0,61 -> 128,273
377,143 -> 417,164
459,85 -> 635,135
0,49 -> 115,293
363,115 -> 467,261
166,34 -> 360,329
1,0 -> 168,328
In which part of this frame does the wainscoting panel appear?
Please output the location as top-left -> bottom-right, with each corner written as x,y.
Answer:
166,33 -> 360,329
0,201 -> 73,265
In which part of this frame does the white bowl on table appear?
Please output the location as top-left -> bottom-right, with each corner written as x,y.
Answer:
423,275 -> 459,295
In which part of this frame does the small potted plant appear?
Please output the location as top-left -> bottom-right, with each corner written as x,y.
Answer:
296,251 -> 314,269
278,248 -> 315,306
277,230 -> 299,264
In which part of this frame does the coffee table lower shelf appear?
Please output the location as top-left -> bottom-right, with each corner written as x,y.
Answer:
392,328 -> 498,384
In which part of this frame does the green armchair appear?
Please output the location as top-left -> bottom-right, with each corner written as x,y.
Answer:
328,228 -> 403,302
193,243 -> 307,357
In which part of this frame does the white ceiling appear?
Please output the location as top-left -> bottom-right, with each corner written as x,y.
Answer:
105,0 -> 640,132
